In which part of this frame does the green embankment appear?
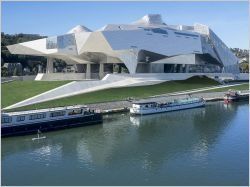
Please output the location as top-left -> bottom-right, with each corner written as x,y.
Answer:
5,76 -> 221,111
202,83 -> 249,93
1,80 -> 71,108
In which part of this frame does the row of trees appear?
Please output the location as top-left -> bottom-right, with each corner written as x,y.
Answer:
230,48 -> 249,73
1,32 -> 47,73
230,48 -> 249,59
1,32 -> 67,76
239,59 -> 249,73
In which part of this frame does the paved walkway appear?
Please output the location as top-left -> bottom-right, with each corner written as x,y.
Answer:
87,89 -> 249,111
4,75 -> 153,109
150,83 -> 249,98
4,74 -> 248,110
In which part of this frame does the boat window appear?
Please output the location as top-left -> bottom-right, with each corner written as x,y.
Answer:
2,117 -> 12,123
16,115 -> 25,122
50,111 -> 66,117
29,113 -> 46,120
68,109 -> 82,115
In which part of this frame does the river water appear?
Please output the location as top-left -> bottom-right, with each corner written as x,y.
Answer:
1,101 -> 249,186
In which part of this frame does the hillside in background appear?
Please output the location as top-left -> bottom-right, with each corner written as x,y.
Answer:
231,48 -> 249,60
231,48 -> 249,73
1,32 -> 47,75
1,32 -> 67,76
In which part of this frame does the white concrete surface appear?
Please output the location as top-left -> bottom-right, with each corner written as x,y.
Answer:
4,73 -> 248,110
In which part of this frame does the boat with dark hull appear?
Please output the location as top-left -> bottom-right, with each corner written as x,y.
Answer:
1,105 -> 103,137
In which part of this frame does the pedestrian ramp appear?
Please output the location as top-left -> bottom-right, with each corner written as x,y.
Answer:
5,74 -> 163,109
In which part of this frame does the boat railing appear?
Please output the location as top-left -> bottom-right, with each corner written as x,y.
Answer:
3,104 -> 91,117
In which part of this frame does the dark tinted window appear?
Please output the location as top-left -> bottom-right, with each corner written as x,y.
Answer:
174,32 -> 199,38
16,115 -> 25,122
151,28 -> 168,34
2,117 -> 12,123
50,111 -> 66,117
29,113 -> 46,120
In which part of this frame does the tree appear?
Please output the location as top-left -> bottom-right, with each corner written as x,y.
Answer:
1,66 -> 8,77
239,62 -> 249,73
1,32 -> 47,75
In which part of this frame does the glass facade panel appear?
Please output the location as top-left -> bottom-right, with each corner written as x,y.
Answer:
188,64 -> 221,73
144,28 -> 168,35
163,64 -> 221,73
174,32 -> 199,38
57,34 -> 76,49
46,37 -> 57,49
151,28 -> 168,34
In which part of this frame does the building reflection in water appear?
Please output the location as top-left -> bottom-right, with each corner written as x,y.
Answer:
1,102 -> 242,173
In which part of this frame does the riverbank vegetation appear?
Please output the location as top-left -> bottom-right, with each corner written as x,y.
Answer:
2,80 -> 71,108
3,76 -> 221,111
202,83 -> 249,93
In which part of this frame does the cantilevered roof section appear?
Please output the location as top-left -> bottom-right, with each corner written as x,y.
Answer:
67,25 -> 92,34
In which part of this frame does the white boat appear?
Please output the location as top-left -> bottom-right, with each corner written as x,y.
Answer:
130,97 -> 205,115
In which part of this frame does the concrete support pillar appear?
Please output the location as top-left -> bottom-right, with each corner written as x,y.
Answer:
38,64 -> 43,73
185,65 -> 189,73
174,64 -> 178,73
46,57 -> 54,73
181,64 -> 185,73
86,63 -> 91,79
118,65 -> 122,73
99,63 -> 104,79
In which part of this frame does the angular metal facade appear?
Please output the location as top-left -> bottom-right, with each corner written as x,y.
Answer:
7,14 -> 239,74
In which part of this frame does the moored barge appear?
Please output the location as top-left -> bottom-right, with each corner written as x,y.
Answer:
130,97 -> 205,115
1,105 -> 103,137
224,90 -> 249,103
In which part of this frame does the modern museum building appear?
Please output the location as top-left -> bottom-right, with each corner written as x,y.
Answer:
7,14 -> 240,80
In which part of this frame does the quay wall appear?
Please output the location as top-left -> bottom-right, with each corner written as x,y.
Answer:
87,90 -> 249,113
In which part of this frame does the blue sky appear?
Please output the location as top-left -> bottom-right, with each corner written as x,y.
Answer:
2,1 -> 249,49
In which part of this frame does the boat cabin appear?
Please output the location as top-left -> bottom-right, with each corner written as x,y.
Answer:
132,102 -> 157,109
1,105 -> 94,126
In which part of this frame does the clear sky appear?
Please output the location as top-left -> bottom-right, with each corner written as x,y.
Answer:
2,1 -> 249,49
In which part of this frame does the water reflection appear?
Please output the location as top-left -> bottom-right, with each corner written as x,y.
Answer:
130,107 -> 206,126
2,103 -> 238,169
1,102 -> 248,186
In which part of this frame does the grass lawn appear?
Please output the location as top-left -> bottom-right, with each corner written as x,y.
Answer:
5,76 -> 221,111
2,80 -> 71,108
201,83 -> 249,93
